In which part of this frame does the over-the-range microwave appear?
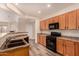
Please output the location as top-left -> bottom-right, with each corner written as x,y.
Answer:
49,22 -> 59,30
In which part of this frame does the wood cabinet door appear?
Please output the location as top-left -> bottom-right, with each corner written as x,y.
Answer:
40,21 -> 43,30
67,10 -> 77,29
41,35 -> 46,46
38,35 -> 42,44
59,14 -> 66,29
53,16 -> 59,23
43,20 -> 46,30
37,35 -> 40,44
49,18 -> 54,24
45,20 -> 49,30
75,42 -> 79,56
40,35 -> 43,45
64,40 -> 75,56
38,34 -> 46,46
77,9 -> 79,29
40,20 -> 46,31
56,38 -> 64,54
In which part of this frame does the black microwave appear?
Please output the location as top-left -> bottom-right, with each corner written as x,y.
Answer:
49,22 -> 59,30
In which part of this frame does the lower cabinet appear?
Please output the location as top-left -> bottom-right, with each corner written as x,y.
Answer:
75,42 -> 79,56
64,40 -> 75,56
57,37 -> 78,56
56,39 -> 64,55
37,34 -> 46,46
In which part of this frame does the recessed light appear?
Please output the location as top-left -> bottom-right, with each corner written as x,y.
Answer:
15,3 -> 18,5
47,4 -> 51,8
38,11 -> 41,14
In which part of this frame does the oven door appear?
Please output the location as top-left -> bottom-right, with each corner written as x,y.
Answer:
46,36 -> 56,52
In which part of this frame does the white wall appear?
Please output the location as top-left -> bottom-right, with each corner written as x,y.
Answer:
17,17 -> 27,32
35,19 -> 40,43
0,8 -> 19,32
25,22 -> 35,39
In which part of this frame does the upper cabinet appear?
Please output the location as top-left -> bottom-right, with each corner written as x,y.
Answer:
77,9 -> 79,29
66,10 -> 77,29
44,20 -> 49,30
40,19 -> 49,31
53,16 -> 59,23
40,20 -> 46,31
59,10 -> 77,30
40,9 -> 78,31
59,14 -> 66,29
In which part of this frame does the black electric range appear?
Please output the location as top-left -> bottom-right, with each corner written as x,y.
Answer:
46,32 -> 61,52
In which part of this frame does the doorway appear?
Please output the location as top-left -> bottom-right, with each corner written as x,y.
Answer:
26,22 -> 35,42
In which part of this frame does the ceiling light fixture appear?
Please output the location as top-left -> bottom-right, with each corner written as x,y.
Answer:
15,3 -> 18,5
38,11 -> 41,14
47,4 -> 51,8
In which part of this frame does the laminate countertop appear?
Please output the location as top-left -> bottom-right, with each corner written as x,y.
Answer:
37,33 -> 49,35
57,36 -> 79,42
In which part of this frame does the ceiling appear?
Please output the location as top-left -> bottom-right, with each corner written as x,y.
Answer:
14,3 -> 75,19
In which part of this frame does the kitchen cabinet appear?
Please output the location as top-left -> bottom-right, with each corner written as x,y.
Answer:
75,42 -> 79,56
64,40 -> 75,56
40,9 -> 77,30
77,9 -> 79,29
40,21 -> 43,30
57,37 -> 75,56
45,20 -> 49,30
59,14 -> 66,29
37,34 -> 46,46
56,39 -> 64,54
59,10 -> 77,30
40,20 -> 46,30
53,16 -> 59,23
66,10 -> 77,29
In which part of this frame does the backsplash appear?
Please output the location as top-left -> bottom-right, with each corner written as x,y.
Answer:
41,30 -> 79,37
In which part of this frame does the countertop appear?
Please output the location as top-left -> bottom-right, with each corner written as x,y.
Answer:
37,33 -> 49,35
38,33 -> 79,42
57,36 -> 79,42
